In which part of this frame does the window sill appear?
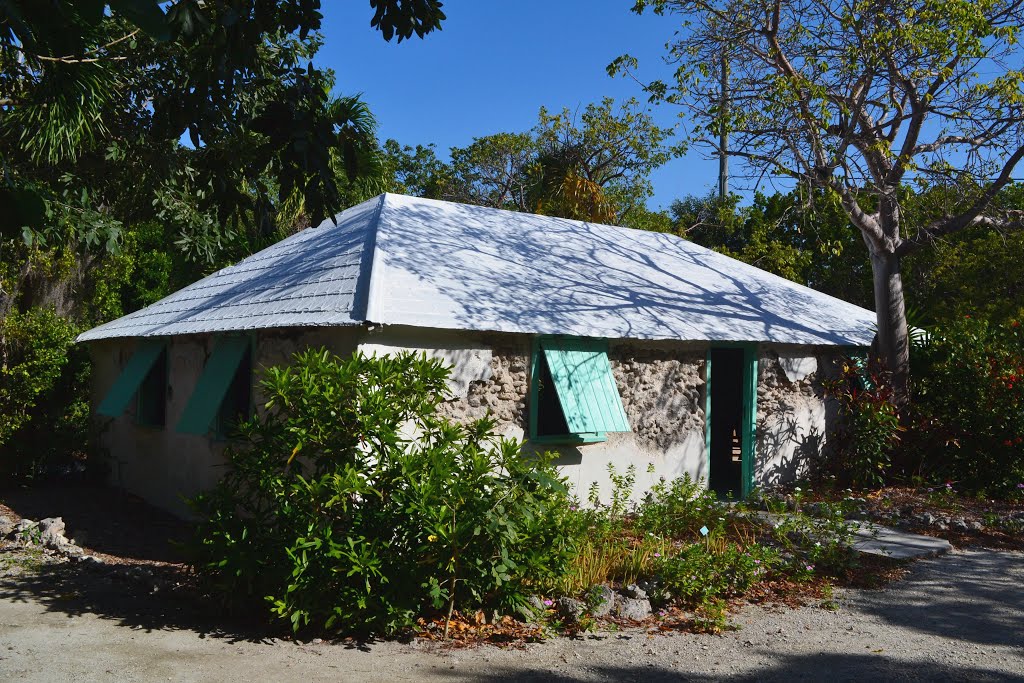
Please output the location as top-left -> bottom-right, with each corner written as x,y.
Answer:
530,433 -> 607,446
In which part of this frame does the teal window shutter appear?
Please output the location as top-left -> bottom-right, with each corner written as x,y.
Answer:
540,337 -> 631,434
97,340 -> 167,418
176,337 -> 251,435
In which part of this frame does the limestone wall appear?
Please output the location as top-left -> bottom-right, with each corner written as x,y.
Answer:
356,329 -> 709,505
609,342 -> 706,451
754,345 -> 839,488
92,320 -> 847,517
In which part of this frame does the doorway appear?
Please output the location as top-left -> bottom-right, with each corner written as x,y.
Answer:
706,346 -> 757,499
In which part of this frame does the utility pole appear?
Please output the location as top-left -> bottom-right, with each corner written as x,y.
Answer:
718,50 -> 729,201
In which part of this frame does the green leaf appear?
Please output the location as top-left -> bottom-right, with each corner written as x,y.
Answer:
109,0 -> 170,41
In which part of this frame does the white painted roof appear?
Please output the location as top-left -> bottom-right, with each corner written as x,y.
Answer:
78,193 -> 876,346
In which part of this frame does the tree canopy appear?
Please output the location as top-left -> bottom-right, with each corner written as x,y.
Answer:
385,97 -> 673,227
0,0 -> 445,249
615,0 -> 1024,403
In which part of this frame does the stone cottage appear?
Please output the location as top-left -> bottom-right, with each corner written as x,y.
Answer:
78,193 -> 875,517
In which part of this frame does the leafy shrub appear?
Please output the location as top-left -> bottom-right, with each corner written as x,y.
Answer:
910,317 -> 1024,494
822,358 -> 901,488
189,348 -> 575,636
635,473 -> 725,539
654,541 -> 779,607
767,504 -> 857,576
0,308 -> 89,478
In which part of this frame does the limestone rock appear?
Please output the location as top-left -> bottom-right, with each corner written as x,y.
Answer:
587,585 -> 616,618
556,597 -> 586,624
624,583 -> 648,600
38,517 -> 67,547
613,597 -> 652,621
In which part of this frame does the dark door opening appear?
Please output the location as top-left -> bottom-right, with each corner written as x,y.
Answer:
709,348 -> 744,498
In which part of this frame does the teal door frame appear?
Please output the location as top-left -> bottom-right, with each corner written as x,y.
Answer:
705,343 -> 759,499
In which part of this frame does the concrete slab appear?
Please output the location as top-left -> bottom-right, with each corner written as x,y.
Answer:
750,512 -> 953,560
850,522 -> 953,559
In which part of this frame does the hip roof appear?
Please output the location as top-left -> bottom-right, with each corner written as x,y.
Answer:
77,193 -> 876,346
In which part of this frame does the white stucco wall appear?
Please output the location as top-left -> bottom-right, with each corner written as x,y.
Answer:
91,327 -> 361,517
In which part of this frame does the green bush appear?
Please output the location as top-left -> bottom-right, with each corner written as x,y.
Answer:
823,358 -> 901,488
654,541 -> 779,607
189,348 -> 576,636
0,308 -> 89,478
910,317 -> 1024,494
635,473 -> 725,539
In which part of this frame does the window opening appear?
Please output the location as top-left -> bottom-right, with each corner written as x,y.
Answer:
136,347 -> 168,427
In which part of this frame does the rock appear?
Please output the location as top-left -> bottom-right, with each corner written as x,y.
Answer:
587,585 -> 616,618
624,583 -> 648,600
969,521 -> 984,532
0,514 -> 13,535
614,597 -> 652,621
37,517 -> 70,550
517,595 -> 546,621
952,518 -> 969,533
556,597 -> 586,625
38,517 -> 65,536
920,512 -> 937,526
14,519 -> 37,534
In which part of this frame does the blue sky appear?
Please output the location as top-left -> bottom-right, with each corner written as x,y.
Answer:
317,1 -> 721,211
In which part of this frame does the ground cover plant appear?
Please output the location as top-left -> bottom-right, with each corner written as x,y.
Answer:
556,466 -> 860,626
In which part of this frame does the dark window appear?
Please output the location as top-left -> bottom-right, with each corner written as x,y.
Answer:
216,347 -> 252,437
136,348 -> 168,427
534,350 -> 571,437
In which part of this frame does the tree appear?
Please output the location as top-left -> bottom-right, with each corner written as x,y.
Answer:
615,0 -> 1024,404
384,97 -> 673,227
0,0 -> 446,244
0,0 -> 446,475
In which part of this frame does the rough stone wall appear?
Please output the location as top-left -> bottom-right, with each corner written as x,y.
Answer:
755,346 -> 835,486
609,343 -> 706,451
431,337 -> 709,459
437,345 -> 530,431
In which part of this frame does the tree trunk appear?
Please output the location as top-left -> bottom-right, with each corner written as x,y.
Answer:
869,247 -> 911,408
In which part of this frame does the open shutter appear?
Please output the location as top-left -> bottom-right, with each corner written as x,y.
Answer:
740,346 -> 758,499
97,340 -> 166,417
540,337 -> 630,434
176,336 -> 250,435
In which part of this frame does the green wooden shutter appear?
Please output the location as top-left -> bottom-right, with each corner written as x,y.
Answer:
97,340 -> 167,417
540,338 -> 630,434
740,346 -> 758,498
176,336 -> 251,435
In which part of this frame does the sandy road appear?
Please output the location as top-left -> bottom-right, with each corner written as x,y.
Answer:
0,549 -> 1022,682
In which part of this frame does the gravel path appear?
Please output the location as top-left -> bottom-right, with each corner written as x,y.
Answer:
1,549 -> 1022,682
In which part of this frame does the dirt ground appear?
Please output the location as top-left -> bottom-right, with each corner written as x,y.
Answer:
0,484 -> 1022,682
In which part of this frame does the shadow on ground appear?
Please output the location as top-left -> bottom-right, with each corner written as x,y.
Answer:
0,482 -> 283,643
433,654 -> 1022,682
852,550 -> 1024,649
0,556 -> 285,644
0,482 -> 190,563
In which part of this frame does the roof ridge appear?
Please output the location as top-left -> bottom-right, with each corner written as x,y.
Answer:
360,193 -> 388,323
